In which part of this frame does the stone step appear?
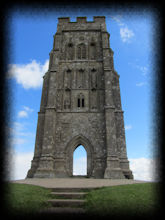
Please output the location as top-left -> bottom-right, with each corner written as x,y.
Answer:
40,207 -> 86,214
71,175 -> 88,178
51,192 -> 87,199
51,187 -> 98,192
47,199 -> 85,208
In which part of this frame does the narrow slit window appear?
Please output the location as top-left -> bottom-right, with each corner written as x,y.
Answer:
78,98 -> 80,107
82,98 -> 84,107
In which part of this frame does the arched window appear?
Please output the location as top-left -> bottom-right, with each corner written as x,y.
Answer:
77,44 -> 86,59
77,93 -> 85,108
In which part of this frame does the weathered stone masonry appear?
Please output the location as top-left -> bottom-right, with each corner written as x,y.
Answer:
27,16 -> 133,179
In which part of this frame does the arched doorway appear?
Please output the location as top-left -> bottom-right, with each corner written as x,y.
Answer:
65,135 -> 94,177
73,145 -> 87,176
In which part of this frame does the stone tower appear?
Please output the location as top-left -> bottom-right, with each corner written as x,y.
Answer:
27,16 -> 133,179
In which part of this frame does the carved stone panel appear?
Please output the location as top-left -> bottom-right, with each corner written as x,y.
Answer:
89,42 -> 96,60
91,68 -> 97,89
72,69 -> 76,89
76,69 -> 84,89
63,90 -> 71,110
55,127 -> 62,143
57,71 -> 63,89
66,43 -> 74,60
56,90 -> 63,110
64,69 -> 71,89
91,90 -> 97,110
77,43 -> 86,59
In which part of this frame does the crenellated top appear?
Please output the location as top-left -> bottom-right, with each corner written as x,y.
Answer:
57,16 -> 106,32
58,17 -> 70,23
58,16 -> 105,23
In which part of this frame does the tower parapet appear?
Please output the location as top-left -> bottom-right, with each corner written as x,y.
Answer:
57,16 -> 106,32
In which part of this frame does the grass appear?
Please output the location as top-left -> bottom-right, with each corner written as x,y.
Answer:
5,183 -> 52,215
4,182 -> 160,217
84,183 -> 160,217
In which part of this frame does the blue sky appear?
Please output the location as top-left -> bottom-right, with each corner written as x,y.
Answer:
7,7 -> 156,181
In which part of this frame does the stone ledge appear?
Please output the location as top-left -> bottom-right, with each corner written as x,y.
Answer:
12,178 -> 148,188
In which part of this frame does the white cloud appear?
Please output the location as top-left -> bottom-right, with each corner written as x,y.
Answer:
128,63 -> 148,76
111,15 -> 134,43
73,157 -> 87,175
18,110 -> 28,118
111,15 -> 124,26
9,122 -> 35,147
125,125 -> 132,130
11,138 -> 26,145
23,106 -> 34,112
137,66 -> 148,76
10,122 -> 25,136
129,158 -> 157,182
12,122 -> 24,132
8,59 -> 49,89
9,151 -> 33,180
136,82 -> 147,87
120,27 -> 134,43
18,106 -> 34,118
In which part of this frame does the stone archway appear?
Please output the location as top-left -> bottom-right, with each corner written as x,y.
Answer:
73,145 -> 87,176
65,135 -> 94,177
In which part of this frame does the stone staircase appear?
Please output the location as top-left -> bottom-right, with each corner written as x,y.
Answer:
40,187 -> 97,215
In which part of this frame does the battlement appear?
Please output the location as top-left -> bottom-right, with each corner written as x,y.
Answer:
58,16 -> 105,24
58,17 -> 70,23
93,16 -> 105,23
57,16 -> 106,32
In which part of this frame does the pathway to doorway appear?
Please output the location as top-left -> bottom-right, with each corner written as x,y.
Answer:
12,178 -> 147,189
